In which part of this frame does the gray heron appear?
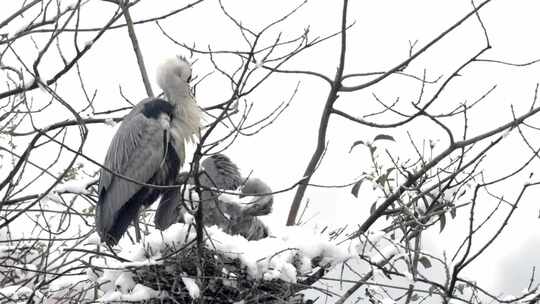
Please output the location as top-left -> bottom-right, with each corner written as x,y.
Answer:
155,154 -> 273,240
95,56 -> 202,245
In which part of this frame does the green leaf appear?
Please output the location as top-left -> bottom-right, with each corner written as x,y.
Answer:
349,140 -> 365,153
370,202 -> 377,215
351,178 -> 365,198
373,134 -> 395,142
439,213 -> 447,232
418,256 -> 432,269
450,206 -> 457,219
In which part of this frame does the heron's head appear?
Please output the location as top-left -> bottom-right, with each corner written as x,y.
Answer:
156,56 -> 192,91
156,56 -> 202,143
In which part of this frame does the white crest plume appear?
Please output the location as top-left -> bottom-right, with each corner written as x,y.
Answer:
156,56 -> 202,144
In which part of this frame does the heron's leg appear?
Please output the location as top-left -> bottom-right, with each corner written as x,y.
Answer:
133,208 -> 142,242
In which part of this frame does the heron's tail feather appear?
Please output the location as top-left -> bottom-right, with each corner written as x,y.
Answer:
96,188 -> 159,246
96,194 -> 141,246
154,189 -> 181,230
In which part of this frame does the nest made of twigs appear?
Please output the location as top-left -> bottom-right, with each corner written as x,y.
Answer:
129,245 -> 308,304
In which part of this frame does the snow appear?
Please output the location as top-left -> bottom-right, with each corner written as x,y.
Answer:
86,232 -> 101,245
104,118 -> 116,127
501,128 -> 512,139
0,245 -> 13,257
518,290 -> 540,303
53,176 -> 97,194
501,294 -> 516,301
371,245 -> 398,264
99,284 -> 163,303
13,264 -> 37,281
37,82 -> 49,94
181,276 -> 200,299
416,201 -> 428,214
95,223 -> 359,301
9,20 -> 31,38
23,76 -> 35,89
355,230 -> 387,254
183,212 -> 195,224
367,230 -> 385,244
114,272 -> 135,293
61,0 -> 79,10
403,271 -> 414,284
44,191 -> 63,204
204,225 -> 352,279
48,274 -> 89,293
381,298 -> 396,304
83,39 -> 94,48
0,285 -> 43,302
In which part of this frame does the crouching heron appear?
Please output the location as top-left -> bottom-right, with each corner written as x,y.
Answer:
155,154 -> 273,240
95,56 -> 202,245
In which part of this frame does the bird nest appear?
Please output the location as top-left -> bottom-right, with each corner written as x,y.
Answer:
129,245 -> 309,304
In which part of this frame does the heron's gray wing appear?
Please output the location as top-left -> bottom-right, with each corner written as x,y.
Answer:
154,172 -> 192,230
200,154 -> 242,190
154,189 -> 180,230
198,154 -> 242,227
229,216 -> 269,241
96,111 -> 166,237
98,98 -> 155,192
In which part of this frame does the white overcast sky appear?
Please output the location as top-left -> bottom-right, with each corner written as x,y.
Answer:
2,0 -> 540,301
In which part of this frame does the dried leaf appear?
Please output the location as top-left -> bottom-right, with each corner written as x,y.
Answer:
418,256 -> 432,269
370,202 -> 377,215
349,140 -> 365,153
351,179 -> 365,198
373,134 -> 395,142
439,213 -> 447,232
450,206 -> 457,219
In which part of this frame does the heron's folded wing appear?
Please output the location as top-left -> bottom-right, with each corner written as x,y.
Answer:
200,154 -> 242,190
96,112 -> 166,234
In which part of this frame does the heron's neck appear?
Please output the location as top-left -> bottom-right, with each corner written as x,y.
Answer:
163,78 -> 202,145
163,76 -> 190,101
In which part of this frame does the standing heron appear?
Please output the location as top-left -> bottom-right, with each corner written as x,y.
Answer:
95,56 -> 202,245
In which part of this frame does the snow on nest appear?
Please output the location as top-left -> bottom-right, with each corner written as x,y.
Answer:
100,284 -> 164,303
94,223 -> 359,302
0,285 -> 44,302
47,273 -> 97,302
49,274 -> 89,293
0,245 -> 15,258
181,276 -> 200,299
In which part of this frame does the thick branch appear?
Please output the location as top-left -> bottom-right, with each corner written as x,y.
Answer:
119,0 -> 154,97
286,0 -> 349,226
